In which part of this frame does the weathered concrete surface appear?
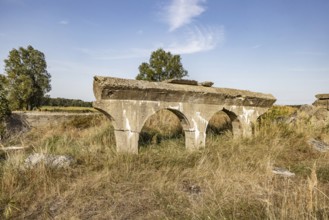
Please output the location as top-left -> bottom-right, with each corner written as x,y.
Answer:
93,76 -> 276,153
313,93 -> 329,109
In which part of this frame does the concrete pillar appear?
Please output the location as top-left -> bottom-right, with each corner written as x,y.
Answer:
184,130 -> 206,150
225,106 -> 260,138
114,130 -> 139,154
231,119 -> 254,138
231,119 -> 243,138
184,111 -> 209,150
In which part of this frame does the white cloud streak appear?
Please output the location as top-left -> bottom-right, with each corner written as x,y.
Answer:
164,0 -> 206,31
165,25 -> 224,54
77,25 -> 224,60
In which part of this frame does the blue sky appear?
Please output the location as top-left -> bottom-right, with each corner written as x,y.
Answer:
0,0 -> 328,104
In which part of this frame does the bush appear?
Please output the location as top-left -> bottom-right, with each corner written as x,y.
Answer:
0,84 -> 11,139
259,105 -> 297,122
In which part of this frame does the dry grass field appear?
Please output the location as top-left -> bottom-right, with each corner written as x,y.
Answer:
1,106 -> 329,219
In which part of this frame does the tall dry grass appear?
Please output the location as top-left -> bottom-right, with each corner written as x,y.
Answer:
0,106 -> 328,219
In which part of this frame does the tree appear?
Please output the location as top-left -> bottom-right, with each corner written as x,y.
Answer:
0,75 -> 10,138
4,45 -> 51,110
136,48 -> 188,82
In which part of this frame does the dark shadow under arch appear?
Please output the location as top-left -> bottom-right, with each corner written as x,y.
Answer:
206,110 -> 233,136
222,108 -> 238,122
222,108 -> 243,137
206,108 -> 244,142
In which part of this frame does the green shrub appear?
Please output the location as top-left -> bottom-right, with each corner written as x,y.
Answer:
0,84 -> 11,139
259,105 -> 297,122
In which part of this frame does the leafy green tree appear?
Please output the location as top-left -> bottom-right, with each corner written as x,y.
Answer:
0,75 -> 10,138
4,45 -> 51,110
136,48 -> 188,82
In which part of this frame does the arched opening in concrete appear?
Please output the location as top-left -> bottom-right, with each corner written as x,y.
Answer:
222,108 -> 243,137
255,112 -> 271,135
206,108 -> 242,142
138,109 -> 187,149
93,108 -> 117,149
93,107 -> 115,124
206,110 -> 233,136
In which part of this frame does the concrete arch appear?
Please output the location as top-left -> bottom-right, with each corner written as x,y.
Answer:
138,108 -> 187,147
165,108 -> 190,130
222,108 -> 238,121
139,107 -> 190,133
93,107 -> 117,129
222,108 -> 243,137
206,110 -> 233,135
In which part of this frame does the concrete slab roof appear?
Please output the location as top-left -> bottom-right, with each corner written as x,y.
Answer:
93,76 -> 276,107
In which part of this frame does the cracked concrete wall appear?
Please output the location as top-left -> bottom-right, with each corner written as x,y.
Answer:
93,76 -> 276,154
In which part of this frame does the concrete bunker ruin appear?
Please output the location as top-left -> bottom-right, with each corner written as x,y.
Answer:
93,76 -> 276,154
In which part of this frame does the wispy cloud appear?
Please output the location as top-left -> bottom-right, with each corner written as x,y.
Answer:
76,25 -> 224,60
164,0 -> 206,31
165,25 -> 224,54
59,20 -> 69,25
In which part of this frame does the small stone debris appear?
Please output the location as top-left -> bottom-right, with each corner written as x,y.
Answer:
308,139 -> 329,153
272,167 -> 295,177
199,81 -> 214,87
24,153 -> 74,169
164,79 -> 198,85
0,146 -> 29,151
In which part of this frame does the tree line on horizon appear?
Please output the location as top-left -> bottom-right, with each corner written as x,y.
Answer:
41,96 -> 92,107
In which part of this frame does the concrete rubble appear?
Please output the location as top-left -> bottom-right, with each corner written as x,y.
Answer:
308,139 -> 329,153
24,153 -> 74,169
272,167 -> 295,177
